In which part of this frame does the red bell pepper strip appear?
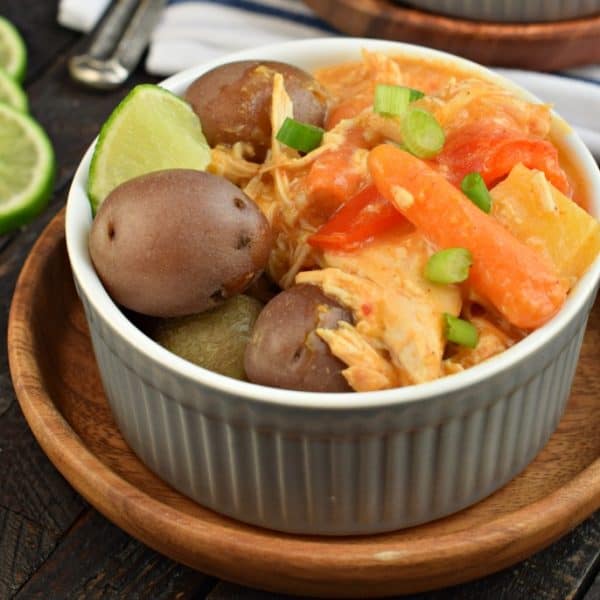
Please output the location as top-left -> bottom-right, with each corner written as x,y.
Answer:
435,123 -> 571,196
308,184 -> 408,251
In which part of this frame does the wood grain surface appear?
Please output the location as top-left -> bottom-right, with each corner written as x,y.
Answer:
304,0 -> 600,70
0,3 -> 205,597
1,1 -> 600,597
7,209 -> 600,597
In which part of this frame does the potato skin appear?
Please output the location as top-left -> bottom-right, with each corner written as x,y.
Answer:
89,169 -> 272,317
184,60 -> 328,162
244,284 -> 352,392
153,295 -> 263,380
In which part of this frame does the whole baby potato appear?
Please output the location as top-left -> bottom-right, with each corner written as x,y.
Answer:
184,60 -> 329,162
153,295 -> 263,380
89,169 -> 272,317
244,284 -> 352,392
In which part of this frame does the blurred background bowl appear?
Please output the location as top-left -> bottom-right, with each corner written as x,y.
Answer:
304,0 -> 600,70
401,0 -> 600,22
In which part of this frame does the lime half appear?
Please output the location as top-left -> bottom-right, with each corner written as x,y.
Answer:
0,103 -> 54,234
0,17 -> 26,82
0,68 -> 27,111
87,84 -> 211,213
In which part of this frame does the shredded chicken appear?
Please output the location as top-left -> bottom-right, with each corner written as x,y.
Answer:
363,49 -> 406,86
269,73 -> 296,164
296,232 -> 462,386
444,316 -> 515,373
354,109 -> 404,146
313,49 -> 405,111
208,143 -> 259,185
241,73 -> 320,286
421,78 -> 552,138
318,322 -> 400,391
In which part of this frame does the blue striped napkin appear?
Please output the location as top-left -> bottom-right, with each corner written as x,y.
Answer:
58,0 -> 600,156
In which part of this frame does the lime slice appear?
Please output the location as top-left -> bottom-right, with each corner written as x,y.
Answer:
0,103 -> 55,234
0,68 -> 27,111
0,17 -> 26,82
88,84 -> 211,213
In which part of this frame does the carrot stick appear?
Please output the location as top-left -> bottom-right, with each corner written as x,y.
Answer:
368,144 -> 568,330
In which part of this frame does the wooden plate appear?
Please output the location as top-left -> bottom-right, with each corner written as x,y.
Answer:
304,0 -> 600,70
8,210 -> 600,597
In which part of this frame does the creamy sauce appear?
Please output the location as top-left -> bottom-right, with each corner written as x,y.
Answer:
316,54 -> 588,210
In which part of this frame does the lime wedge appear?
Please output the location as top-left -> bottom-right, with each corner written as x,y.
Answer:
87,84 -> 211,213
0,17 -> 26,82
0,67 -> 27,111
0,103 -> 55,234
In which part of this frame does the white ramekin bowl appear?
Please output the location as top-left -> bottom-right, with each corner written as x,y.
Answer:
65,38 -> 600,536
402,0 -> 600,22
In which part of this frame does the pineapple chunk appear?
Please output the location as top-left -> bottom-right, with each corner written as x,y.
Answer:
490,163 -> 600,286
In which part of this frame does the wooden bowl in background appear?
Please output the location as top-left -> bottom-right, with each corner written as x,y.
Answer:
304,0 -> 600,70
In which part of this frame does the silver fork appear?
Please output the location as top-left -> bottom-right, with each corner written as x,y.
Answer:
69,0 -> 167,90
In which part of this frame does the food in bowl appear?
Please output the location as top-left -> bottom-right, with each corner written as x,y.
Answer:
66,39 -> 600,535
87,49 -> 600,393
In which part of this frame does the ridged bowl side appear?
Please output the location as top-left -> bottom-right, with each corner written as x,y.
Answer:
78,284 -> 594,535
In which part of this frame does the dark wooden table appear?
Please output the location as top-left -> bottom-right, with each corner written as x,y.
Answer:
1,2 -> 599,598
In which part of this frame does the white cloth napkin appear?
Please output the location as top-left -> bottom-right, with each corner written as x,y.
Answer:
58,0 -> 111,32
145,1 -> 332,75
58,0 -> 600,157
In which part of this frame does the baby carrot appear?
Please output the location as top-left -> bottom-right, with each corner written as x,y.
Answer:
368,144 -> 568,330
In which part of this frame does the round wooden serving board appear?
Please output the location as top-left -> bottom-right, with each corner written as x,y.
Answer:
304,0 -> 600,70
8,211 -> 600,597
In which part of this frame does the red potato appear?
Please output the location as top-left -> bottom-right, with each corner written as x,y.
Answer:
244,285 -> 352,392
89,169 -> 272,317
185,60 -> 329,162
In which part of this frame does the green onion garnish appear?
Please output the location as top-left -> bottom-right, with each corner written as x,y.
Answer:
408,88 -> 425,102
461,172 -> 492,213
400,108 -> 445,158
373,84 -> 425,116
444,314 -> 479,348
276,117 -> 324,153
425,248 -> 473,284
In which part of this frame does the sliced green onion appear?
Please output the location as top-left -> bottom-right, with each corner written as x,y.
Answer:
373,84 -> 426,116
408,88 -> 425,102
461,172 -> 492,213
276,117 -> 324,153
400,108 -> 445,158
444,314 -> 479,348
425,248 -> 473,284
